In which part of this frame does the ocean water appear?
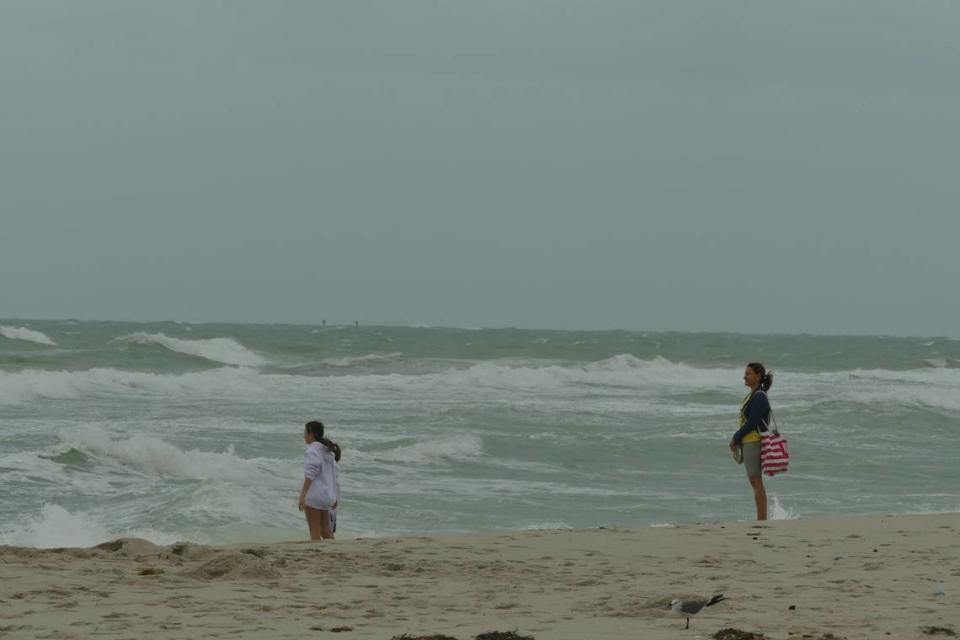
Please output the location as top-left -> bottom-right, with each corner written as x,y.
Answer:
1,320 -> 958,548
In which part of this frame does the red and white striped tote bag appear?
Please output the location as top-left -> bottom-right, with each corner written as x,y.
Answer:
760,413 -> 789,476
761,431 -> 789,476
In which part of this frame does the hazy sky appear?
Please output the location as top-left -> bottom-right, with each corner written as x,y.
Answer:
2,1 -> 958,335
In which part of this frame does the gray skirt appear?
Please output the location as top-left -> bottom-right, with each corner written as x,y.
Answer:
742,441 -> 762,478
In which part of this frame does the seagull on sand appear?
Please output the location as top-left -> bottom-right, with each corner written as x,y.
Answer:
670,593 -> 725,629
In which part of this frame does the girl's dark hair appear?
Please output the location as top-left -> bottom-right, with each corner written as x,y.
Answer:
747,362 -> 774,392
305,420 -> 342,462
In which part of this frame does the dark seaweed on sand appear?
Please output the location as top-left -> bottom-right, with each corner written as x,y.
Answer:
715,631 -> 851,640
713,629 -> 770,640
390,632 -> 534,640
475,633 -> 535,640
922,627 -> 957,637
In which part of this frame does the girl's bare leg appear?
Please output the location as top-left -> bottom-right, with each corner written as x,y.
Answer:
304,506 -> 325,540
320,510 -> 335,540
749,475 -> 767,520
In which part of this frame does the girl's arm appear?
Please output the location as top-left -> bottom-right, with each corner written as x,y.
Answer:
333,465 -> 340,510
300,445 -> 322,510
731,391 -> 771,445
298,477 -> 313,511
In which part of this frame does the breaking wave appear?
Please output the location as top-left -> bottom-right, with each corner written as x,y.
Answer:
120,332 -> 269,366
0,503 -> 178,548
0,325 -> 57,346
0,367 -> 265,405
56,426 -> 283,483
4,355 -> 960,416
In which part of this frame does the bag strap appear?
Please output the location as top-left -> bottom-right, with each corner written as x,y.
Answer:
765,407 -> 779,435
751,389 -> 780,435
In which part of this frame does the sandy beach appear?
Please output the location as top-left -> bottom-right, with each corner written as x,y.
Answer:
1,513 -> 957,640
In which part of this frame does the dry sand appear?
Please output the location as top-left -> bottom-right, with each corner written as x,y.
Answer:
1,513 -> 958,640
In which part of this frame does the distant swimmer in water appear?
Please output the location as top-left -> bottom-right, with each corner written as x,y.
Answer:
730,363 -> 773,520
299,420 -> 342,540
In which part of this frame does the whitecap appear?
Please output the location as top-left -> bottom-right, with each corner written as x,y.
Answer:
322,352 -> 404,367
0,325 -> 57,346
57,426 -> 280,483
0,367 -> 265,406
120,332 -> 268,366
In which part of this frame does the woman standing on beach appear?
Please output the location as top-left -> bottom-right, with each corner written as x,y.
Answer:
299,420 -> 341,540
730,363 -> 773,520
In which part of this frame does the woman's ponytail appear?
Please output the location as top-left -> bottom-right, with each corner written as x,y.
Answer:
761,370 -> 774,392
305,420 -> 343,461
320,438 -> 342,462
747,362 -> 774,392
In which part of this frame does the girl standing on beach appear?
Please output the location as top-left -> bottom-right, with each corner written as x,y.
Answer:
299,420 -> 341,540
730,363 -> 773,520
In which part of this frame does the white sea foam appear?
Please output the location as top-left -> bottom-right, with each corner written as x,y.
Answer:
0,503 -> 178,548
0,367 -> 266,405
821,367 -> 960,415
841,367 -> 960,384
844,386 -> 960,415
769,495 -> 800,520
0,325 -> 57,346
0,355 -> 718,410
317,355 -> 734,412
322,352 -> 404,367
445,355 -> 731,395
179,479 -> 301,528
0,504 -> 112,547
58,426 -> 282,483
5,356 -> 960,417
361,435 -> 484,465
522,521 -> 573,530
121,332 -> 269,366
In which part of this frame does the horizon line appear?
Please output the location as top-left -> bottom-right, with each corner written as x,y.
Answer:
1,316 -> 956,342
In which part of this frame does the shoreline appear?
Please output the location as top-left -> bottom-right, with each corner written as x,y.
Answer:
2,512 -> 957,640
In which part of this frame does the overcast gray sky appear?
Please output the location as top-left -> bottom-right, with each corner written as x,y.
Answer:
2,1 -> 958,335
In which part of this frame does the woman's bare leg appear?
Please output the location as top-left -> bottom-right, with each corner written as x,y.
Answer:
320,510 -> 335,540
304,506 -> 324,540
749,475 -> 767,520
